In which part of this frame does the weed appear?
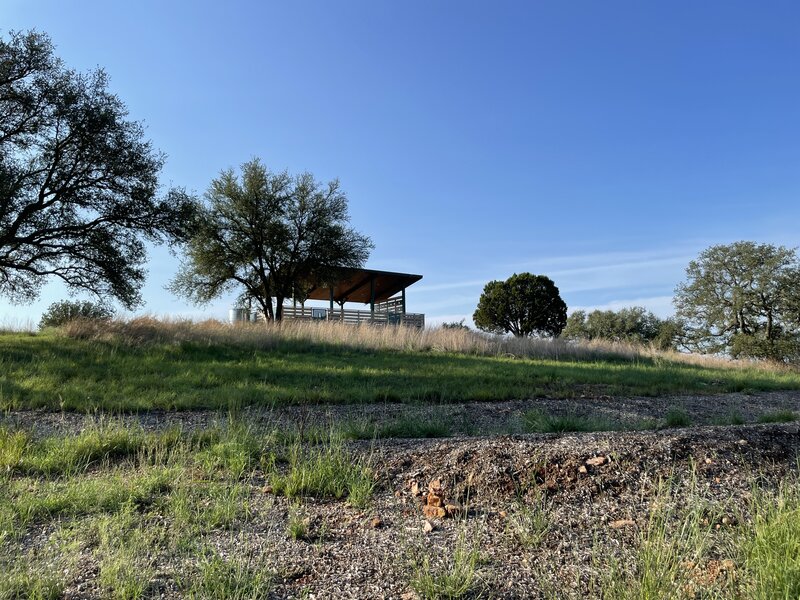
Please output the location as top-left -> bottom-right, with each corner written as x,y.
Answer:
507,492 -> 551,548
757,410 -> 798,424
664,407 -> 691,428
187,550 -> 272,599
712,411 -> 746,426
410,530 -> 481,600
269,438 -> 374,506
739,480 -> 800,599
522,409 -> 616,433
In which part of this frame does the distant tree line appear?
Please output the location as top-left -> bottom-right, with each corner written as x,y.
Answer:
3,31 -> 800,363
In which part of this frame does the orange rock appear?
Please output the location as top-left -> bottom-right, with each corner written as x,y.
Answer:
428,478 -> 444,493
427,493 -> 444,507
370,516 -> 383,528
578,465 -> 588,475
586,456 -> 607,467
423,505 -> 446,519
610,519 -> 636,529
445,504 -> 462,518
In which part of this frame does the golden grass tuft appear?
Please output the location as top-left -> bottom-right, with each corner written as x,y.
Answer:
58,315 -> 798,373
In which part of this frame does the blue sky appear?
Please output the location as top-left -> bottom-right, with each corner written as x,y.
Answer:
3,1 -> 800,328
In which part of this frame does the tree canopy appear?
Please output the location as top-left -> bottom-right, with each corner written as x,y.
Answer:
562,306 -> 680,350
674,241 -> 800,361
0,30 -> 195,308
171,158 -> 373,320
473,273 -> 567,337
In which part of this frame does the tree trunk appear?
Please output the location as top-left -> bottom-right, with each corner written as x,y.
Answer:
275,297 -> 284,321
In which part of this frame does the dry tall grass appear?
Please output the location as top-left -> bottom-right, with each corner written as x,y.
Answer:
58,316 -> 795,372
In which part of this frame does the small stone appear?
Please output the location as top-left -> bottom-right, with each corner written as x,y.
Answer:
586,456 -> 607,467
737,439 -> 748,445
610,519 -> 636,529
370,516 -> 383,528
444,504 -> 461,518
705,457 -> 713,464
578,465 -> 588,474
427,493 -> 444,507
410,482 -> 422,496
428,478 -> 444,493
423,505 -> 447,519
423,520 -> 434,533
263,485 -> 273,494
498,510 -> 508,519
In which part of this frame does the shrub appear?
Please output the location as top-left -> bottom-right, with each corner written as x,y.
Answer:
39,300 -> 114,329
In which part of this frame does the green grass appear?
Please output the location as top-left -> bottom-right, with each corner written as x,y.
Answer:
269,439 -> 375,507
757,409 -> 798,424
410,530 -> 482,600
740,481 -> 800,599
2,331 -> 800,411
187,551 -> 273,599
340,413 -> 454,440
522,409 -> 617,433
664,407 -> 692,428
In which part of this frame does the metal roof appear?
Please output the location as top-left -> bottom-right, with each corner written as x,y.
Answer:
304,267 -> 423,304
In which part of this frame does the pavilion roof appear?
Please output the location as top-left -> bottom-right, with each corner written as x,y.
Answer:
304,267 -> 422,304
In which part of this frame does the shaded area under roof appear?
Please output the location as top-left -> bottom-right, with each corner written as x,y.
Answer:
304,268 -> 423,304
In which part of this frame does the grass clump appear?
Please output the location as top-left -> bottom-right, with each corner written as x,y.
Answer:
187,551 -> 272,600
410,531 -> 481,600
664,407 -> 691,428
522,409 -> 615,434
341,414 -> 453,440
757,409 -> 798,424
599,478 -> 727,599
712,410 -> 746,426
739,481 -> 800,599
269,439 -> 374,508
507,493 -> 551,549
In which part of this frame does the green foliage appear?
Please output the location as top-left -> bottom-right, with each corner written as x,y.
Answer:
340,414 -> 453,440
38,300 -> 114,330
269,440 -> 374,507
675,241 -> 800,360
507,493 -> 551,549
664,407 -> 691,428
0,30 -> 196,308
740,482 -> 800,600
410,531 -> 481,600
187,552 -> 272,600
170,158 -> 373,320
440,319 -> 470,331
473,273 -> 567,338
522,409 -> 616,433
757,410 -> 797,424
562,306 -> 681,350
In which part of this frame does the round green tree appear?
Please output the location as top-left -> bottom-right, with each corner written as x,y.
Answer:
473,273 -> 567,337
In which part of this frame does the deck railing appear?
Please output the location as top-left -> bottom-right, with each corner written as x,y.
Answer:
281,305 -> 424,328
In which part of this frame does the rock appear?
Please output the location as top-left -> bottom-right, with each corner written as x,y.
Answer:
445,504 -> 461,518
423,505 -> 446,519
610,519 -> 636,529
423,520 -> 434,533
428,478 -> 444,493
585,456 -> 607,467
578,465 -> 588,475
498,510 -> 508,519
370,516 -> 383,528
263,485 -> 273,494
410,481 -> 422,496
427,492 -> 443,507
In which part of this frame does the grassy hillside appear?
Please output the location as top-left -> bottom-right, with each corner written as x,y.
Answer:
2,319 -> 800,411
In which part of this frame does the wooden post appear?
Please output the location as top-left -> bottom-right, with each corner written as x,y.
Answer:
401,287 -> 406,315
329,288 -> 334,320
370,276 -> 375,321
